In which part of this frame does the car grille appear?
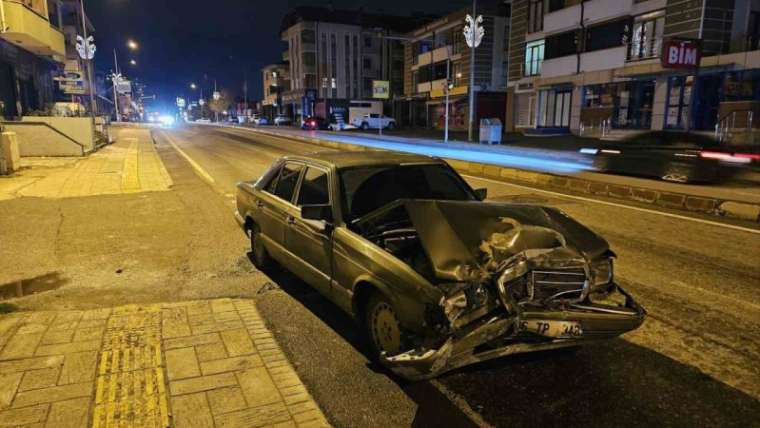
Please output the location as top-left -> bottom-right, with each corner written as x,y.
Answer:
530,269 -> 587,303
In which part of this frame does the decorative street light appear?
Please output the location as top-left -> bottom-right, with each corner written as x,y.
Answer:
127,40 -> 138,50
463,0 -> 484,142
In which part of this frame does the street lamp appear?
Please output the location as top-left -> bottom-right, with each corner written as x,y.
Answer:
190,83 -> 197,90
129,59 -> 137,66
127,40 -> 138,50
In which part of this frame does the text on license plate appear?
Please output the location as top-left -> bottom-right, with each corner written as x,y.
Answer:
520,320 -> 583,338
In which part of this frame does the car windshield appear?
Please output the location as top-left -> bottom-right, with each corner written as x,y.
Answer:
338,163 -> 476,222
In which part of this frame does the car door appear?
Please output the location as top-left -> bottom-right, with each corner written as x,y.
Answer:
258,161 -> 304,264
614,133 -> 658,176
286,165 -> 334,297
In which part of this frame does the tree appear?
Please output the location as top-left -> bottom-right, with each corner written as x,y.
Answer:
208,90 -> 232,120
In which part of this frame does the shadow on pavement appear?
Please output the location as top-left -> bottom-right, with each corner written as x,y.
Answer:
438,339 -> 760,427
255,259 -> 476,428
0,272 -> 69,300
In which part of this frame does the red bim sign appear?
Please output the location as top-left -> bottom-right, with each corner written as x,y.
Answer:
661,40 -> 701,69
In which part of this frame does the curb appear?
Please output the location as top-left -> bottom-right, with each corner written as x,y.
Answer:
229,127 -> 760,223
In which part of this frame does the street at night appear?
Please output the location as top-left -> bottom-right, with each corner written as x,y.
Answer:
2,0 -> 760,427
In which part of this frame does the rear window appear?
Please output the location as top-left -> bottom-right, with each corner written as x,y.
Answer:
339,164 -> 475,222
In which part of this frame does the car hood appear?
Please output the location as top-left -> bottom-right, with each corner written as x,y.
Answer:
402,200 -> 610,282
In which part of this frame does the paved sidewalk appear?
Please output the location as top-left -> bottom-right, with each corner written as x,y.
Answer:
0,128 -> 172,201
0,299 -> 329,428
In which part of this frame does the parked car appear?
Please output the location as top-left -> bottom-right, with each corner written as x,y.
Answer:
581,131 -> 759,183
274,115 -> 292,126
235,152 -> 646,380
252,115 -> 269,126
352,113 -> 396,130
302,116 -> 329,130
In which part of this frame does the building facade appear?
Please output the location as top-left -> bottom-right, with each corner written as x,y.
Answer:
0,0 -> 66,118
401,0 -> 511,129
280,6 -> 423,121
261,62 -> 290,121
506,0 -> 760,137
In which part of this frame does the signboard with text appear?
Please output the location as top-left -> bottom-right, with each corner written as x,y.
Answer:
372,80 -> 390,99
661,39 -> 701,69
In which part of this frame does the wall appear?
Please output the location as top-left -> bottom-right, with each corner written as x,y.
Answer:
1,122 -> 85,156
20,116 -> 94,151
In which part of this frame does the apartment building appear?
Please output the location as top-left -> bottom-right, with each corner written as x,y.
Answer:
401,0 -> 511,130
0,0 -> 66,117
280,6 -> 424,121
261,63 -> 290,121
506,0 -> 760,136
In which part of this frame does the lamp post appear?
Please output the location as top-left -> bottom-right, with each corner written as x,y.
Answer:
79,0 -> 96,117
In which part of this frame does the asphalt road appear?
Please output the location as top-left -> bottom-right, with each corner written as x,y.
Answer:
157,125 -> 760,427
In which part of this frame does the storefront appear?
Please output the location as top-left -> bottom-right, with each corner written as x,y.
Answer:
582,80 -> 656,130
537,87 -> 572,128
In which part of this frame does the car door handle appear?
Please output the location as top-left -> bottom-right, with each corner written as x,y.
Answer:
286,215 -> 296,225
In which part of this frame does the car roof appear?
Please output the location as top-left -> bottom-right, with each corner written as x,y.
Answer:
282,150 -> 443,169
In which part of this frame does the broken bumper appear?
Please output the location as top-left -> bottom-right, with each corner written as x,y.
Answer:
381,284 -> 646,381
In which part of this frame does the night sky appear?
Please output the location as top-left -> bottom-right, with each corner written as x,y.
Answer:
87,0 -> 472,113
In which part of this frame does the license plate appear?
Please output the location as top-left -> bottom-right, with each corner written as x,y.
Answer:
520,320 -> 583,338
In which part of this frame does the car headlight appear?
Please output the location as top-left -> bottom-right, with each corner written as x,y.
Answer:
591,259 -> 613,287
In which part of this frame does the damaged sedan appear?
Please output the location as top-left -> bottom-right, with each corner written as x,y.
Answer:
235,151 -> 645,380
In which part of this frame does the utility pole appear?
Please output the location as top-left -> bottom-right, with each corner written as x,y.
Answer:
112,49 -> 121,122
445,47 -> 451,143
468,0 -> 477,142
80,0 -> 96,118
214,79 -> 219,123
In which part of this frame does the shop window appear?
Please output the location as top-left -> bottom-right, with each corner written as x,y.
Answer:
628,11 -> 665,60
545,31 -> 577,60
666,76 -> 691,129
585,18 -> 629,52
524,40 -> 544,76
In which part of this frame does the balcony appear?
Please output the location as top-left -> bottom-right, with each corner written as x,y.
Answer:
580,46 -> 627,72
1,0 -> 65,58
544,0 -> 633,35
540,55 -> 577,78
416,46 -> 455,67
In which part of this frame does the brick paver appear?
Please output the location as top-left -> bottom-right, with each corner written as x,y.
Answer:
0,299 -> 330,427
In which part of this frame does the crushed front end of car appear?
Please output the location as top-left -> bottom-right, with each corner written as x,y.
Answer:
372,200 -> 646,380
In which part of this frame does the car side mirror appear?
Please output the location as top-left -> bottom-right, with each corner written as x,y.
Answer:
474,188 -> 488,201
301,204 -> 333,223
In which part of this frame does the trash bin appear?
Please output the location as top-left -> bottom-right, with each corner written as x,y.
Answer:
479,118 -> 503,145
0,132 -> 20,175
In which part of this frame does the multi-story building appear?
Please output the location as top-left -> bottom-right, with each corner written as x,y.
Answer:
0,0 -> 66,117
506,0 -> 760,137
261,63 -> 290,121
401,0 -> 512,129
280,6 -> 425,121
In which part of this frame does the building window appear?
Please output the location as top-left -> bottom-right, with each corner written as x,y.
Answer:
747,11 -> 760,51
363,58 -> 372,70
301,29 -> 315,44
628,11 -> 664,60
364,36 -> 372,48
666,76 -> 691,129
547,0 -> 567,13
585,18 -> 629,52
528,0 -> 543,33
524,40 -> 544,76
545,31 -> 577,60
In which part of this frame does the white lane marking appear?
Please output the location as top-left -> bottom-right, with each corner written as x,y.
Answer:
462,174 -> 760,235
431,380 -> 494,428
160,131 -> 216,185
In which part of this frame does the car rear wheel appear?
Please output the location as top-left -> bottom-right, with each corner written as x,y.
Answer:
361,122 -> 369,130
249,224 -> 275,271
365,293 -> 404,358
386,122 -> 396,130
661,163 -> 691,183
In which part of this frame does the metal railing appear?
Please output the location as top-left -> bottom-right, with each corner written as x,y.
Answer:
579,116 -> 612,138
714,109 -> 754,143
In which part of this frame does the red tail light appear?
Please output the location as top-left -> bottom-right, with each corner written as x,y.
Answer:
700,151 -> 752,164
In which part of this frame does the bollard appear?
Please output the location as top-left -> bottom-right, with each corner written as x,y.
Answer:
0,132 -> 21,175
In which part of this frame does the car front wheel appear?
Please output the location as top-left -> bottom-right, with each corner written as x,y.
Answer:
249,224 -> 275,270
386,122 -> 395,130
365,293 -> 404,358
361,122 -> 369,130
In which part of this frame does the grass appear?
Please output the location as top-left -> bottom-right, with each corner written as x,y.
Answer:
0,302 -> 19,314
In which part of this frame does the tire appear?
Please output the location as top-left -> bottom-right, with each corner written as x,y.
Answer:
361,122 -> 369,130
386,122 -> 396,130
661,163 -> 692,183
593,156 -> 611,173
364,292 -> 405,358
249,224 -> 275,271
